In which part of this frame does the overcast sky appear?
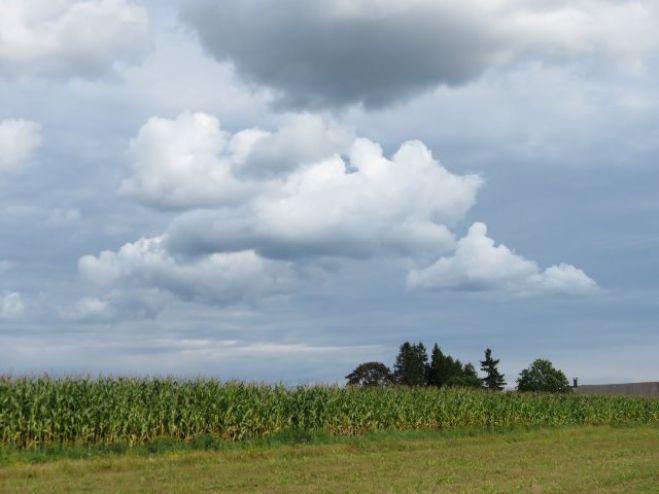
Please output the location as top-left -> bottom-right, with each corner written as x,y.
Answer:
1,0 -> 658,385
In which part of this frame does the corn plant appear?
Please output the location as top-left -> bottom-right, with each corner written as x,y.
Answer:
0,376 -> 657,449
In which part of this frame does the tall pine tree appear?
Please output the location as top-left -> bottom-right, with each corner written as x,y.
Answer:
428,344 -> 482,388
480,348 -> 506,391
446,363 -> 483,388
427,344 -> 446,387
394,341 -> 428,386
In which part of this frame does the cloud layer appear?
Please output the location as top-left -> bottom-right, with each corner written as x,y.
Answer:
0,0 -> 150,79
4,1 -> 648,384
182,0 -> 659,109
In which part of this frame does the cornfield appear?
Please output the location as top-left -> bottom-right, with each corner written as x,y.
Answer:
1,376 -> 658,449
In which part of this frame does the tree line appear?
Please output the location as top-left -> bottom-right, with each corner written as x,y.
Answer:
346,342 -> 572,393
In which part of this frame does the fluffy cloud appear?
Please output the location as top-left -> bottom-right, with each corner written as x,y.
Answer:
237,114 -> 353,178
182,0 -> 659,109
407,223 -> 599,296
165,139 -> 477,260
0,291 -> 25,320
82,112 -> 597,311
119,113 -> 353,209
0,119 -> 42,174
119,112 -> 253,210
121,112 -> 481,259
0,0 -> 150,79
78,236 -> 294,306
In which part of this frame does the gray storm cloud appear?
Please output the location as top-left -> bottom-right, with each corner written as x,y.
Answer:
181,0 -> 505,109
181,0 -> 659,110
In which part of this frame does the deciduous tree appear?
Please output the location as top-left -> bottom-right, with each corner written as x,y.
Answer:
345,362 -> 393,387
516,359 -> 571,393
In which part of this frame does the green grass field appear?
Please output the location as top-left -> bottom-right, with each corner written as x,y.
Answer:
1,426 -> 658,493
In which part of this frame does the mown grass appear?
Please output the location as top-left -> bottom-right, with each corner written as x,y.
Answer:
1,425 -> 658,493
2,376 -> 658,450
0,424 -> 579,466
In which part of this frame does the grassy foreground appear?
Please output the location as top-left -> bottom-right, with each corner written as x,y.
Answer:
1,426 -> 658,493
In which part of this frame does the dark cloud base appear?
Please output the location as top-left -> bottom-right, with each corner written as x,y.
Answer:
182,0 -> 502,109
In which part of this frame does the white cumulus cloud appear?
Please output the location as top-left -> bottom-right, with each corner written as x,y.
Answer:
0,119 -> 42,174
81,112 -> 598,313
119,112 -> 257,210
119,112 -> 354,210
79,236 -> 294,306
123,112 -> 481,260
407,222 -> 599,296
0,0 -> 150,79
246,138 -> 477,256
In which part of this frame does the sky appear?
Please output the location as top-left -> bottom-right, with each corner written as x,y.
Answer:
1,0 -> 658,385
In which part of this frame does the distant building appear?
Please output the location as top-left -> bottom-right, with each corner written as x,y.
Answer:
573,381 -> 659,398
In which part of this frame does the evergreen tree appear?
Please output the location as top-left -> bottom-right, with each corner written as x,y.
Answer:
393,341 -> 412,384
427,344 -> 446,387
480,348 -> 506,391
394,341 -> 428,386
414,342 -> 429,384
429,345 -> 482,388
463,363 -> 480,381
450,363 -> 484,388
451,358 -> 465,379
